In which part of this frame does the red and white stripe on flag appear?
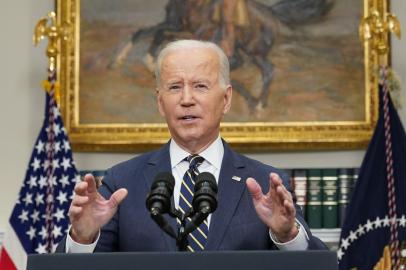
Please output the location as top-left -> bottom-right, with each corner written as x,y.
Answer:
0,224 -> 27,270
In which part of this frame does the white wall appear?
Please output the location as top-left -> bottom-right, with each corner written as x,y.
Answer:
0,1 -> 52,234
0,1 -> 405,235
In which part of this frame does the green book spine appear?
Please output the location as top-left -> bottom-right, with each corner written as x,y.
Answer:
338,168 -> 354,227
322,169 -> 338,228
293,169 -> 307,217
306,169 -> 322,228
352,167 -> 360,192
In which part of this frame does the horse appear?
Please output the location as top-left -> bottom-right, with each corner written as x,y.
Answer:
108,0 -> 335,114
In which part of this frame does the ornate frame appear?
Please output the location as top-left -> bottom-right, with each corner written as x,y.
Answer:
56,0 -> 388,152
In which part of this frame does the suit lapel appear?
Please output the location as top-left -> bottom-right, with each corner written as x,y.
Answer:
142,142 -> 178,251
205,141 -> 247,250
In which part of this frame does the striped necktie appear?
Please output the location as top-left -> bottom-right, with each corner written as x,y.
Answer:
178,154 -> 209,251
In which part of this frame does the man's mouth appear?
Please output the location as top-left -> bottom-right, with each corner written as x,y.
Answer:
180,115 -> 199,120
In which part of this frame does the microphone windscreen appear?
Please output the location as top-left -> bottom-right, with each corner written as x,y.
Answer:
195,172 -> 217,192
152,172 -> 175,192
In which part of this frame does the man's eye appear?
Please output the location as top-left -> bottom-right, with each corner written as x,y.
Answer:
169,85 -> 181,91
195,84 -> 208,90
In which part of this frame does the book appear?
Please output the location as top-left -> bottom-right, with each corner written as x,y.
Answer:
322,169 -> 338,228
306,169 -> 323,228
292,169 -> 307,217
337,168 -> 354,227
352,167 -> 360,188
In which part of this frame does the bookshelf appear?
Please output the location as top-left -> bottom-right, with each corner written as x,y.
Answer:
287,167 -> 357,250
312,228 -> 341,250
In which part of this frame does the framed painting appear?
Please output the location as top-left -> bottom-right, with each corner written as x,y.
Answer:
56,0 -> 388,152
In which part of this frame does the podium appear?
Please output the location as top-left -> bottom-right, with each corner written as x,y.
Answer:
28,250 -> 338,270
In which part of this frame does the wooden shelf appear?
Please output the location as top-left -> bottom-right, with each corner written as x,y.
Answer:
311,228 -> 341,250
311,228 -> 341,243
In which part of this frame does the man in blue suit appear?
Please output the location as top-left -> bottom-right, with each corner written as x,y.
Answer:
58,39 -> 326,252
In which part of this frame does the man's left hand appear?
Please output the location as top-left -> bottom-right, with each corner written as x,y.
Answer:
246,173 -> 298,243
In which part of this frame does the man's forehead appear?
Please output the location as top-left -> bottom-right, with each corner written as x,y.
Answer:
162,47 -> 219,66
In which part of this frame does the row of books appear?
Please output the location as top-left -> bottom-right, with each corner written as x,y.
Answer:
286,168 -> 359,229
80,168 -> 358,229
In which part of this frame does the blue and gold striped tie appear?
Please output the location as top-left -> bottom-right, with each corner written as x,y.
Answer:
178,155 -> 209,251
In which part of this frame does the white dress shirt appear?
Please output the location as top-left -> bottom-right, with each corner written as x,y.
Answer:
66,136 -> 308,252
170,135 -> 224,227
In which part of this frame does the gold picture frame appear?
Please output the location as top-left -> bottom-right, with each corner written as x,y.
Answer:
56,0 -> 388,152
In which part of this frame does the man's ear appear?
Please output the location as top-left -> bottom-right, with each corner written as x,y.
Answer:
223,85 -> 233,114
156,88 -> 165,117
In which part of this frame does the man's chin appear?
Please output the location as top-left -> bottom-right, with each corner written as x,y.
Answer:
172,132 -> 205,148
175,133 -> 201,145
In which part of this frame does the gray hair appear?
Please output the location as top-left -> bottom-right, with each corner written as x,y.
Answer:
155,39 -> 230,88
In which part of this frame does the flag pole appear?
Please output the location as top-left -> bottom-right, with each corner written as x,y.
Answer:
32,11 -> 71,253
0,10 -> 78,269
359,1 -> 402,268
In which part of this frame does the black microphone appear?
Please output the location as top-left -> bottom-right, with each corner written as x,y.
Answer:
192,172 -> 218,214
146,172 -> 175,215
181,172 -> 218,241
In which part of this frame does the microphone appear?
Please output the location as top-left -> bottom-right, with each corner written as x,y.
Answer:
146,172 -> 175,215
192,172 -> 218,214
181,172 -> 218,240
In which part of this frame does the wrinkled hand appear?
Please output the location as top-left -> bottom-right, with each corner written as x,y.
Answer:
246,173 -> 297,242
68,174 -> 128,244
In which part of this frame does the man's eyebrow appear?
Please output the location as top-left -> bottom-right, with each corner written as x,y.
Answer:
165,80 -> 183,85
192,79 -> 211,84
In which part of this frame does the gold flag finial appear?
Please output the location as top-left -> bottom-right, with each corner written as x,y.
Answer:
359,2 -> 401,64
33,11 -> 70,71
33,11 -> 70,105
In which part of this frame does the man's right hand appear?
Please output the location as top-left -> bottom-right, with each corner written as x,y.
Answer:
68,174 -> 128,244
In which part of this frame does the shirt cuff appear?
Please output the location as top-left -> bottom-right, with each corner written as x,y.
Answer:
269,220 -> 309,250
65,226 -> 100,253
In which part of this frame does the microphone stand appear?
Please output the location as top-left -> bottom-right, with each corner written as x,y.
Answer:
149,208 -> 177,239
149,205 -> 209,251
177,209 -> 209,251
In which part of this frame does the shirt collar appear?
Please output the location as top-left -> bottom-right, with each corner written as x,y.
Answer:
170,136 -> 224,170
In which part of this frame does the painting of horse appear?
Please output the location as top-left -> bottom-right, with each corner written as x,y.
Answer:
79,0 -> 364,124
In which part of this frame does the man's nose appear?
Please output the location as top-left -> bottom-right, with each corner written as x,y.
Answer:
180,86 -> 195,106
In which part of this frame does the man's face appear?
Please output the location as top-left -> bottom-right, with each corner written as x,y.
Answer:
157,47 -> 232,152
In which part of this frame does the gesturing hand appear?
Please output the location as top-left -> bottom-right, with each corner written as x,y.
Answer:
246,173 -> 298,243
68,174 -> 128,244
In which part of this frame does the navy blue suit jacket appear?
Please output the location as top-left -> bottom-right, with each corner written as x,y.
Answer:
56,140 -> 326,252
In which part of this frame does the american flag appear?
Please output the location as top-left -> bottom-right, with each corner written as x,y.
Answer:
0,90 -> 79,270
